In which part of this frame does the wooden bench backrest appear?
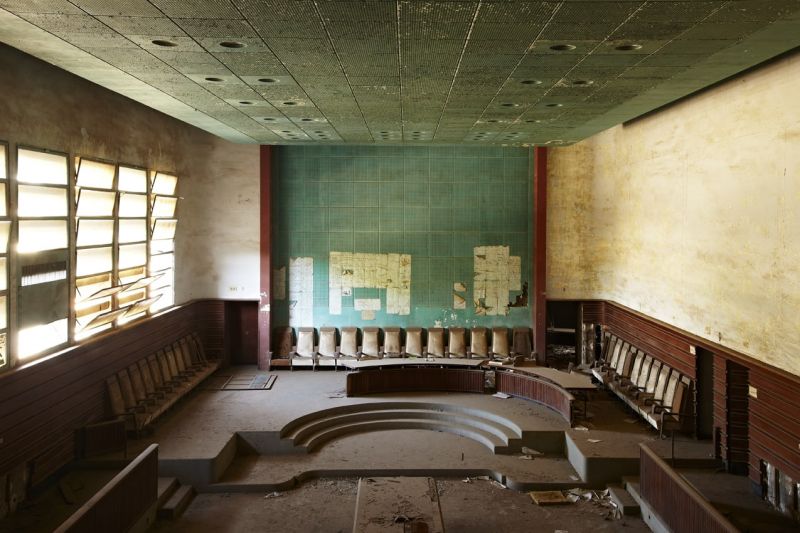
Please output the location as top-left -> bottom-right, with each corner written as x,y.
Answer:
169,346 -> 186,373
645,360 -> 662,393
296,327 -> 315,357
491,327 -> 509,357
636,355 -> 653,388
362,327 -> 380,357
340,327 -> 358,357
127,364 -> 147,403
156,350 -> 174,382
405,328 -> 423,356
165,348 -> 180,377
512,327 -> 531,356
116,370 -> 138,410
662,371 -> 681,408
628,350 -> 644,382
427,328 -> 445,357
603,335 -> 618,363
470,327 -> 488,357
190,333 -> 208,362
176,339 -> 193,369
613,342 -> 629,373
319,327 -> 337,357
448,327 -> 466,357
138,359 -> 156,395
609,340 -> 625,368
106,377 -> 127,417
653,366 -> 671,402
147,355 -> 163,387
383,328 -> 401,355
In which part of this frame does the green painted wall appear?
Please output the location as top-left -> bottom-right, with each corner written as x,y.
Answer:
273,145 -> 532,328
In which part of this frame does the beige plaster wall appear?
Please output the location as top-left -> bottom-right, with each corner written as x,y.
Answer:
548,53 -> 800,376
0,43 -> 259,304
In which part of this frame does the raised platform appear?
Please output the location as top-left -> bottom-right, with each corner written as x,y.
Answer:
126,368 -> 715,493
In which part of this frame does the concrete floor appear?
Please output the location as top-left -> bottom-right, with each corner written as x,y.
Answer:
152,477 -> 652,533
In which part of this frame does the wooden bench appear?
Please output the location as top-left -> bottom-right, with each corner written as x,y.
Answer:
593,332 -> 693,436
105,333 -> 219,434
270,326 -> 534,369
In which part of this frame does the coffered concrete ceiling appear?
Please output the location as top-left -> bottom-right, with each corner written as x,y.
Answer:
1,1 -> 799,145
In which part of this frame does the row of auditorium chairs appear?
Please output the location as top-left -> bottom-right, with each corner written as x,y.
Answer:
271,326 -> 533,369
106,333 -> 219,434
592,332 -> 693,436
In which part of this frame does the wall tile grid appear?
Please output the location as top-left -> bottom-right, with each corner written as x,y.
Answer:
273,145 -> 532,328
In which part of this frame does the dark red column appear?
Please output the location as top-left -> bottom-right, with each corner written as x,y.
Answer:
258,145 -> 273,370
533,147 -> 548,363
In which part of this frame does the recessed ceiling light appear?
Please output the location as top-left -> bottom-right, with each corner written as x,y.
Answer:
520,79 -> 542,85
258,78 -> 277,83
545,103 -> 563,108
239,101 -> 254,105
615,43 -> 642,51
550,44 -> 576,51
525,119 -> 544,123
500,103 -> 520,107
204,77 -> 224,82
283,101 -> 297,106
300,118 -> 314,122
486,119 -> 499,123
220,41 -> 245,48
152,39 -> 177,47
281,130 -> 292,133
262,117 -> 276,121
572,79 -> 593,86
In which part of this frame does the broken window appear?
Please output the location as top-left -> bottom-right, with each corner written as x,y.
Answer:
149,171 -> 178,312
0,144 -> 7,368
16,148 -> 69,358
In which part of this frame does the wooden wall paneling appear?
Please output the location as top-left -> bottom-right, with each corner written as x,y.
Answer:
748,366 -> 800,483
225,300 -> 258,364
712,354 -> 728,462
0,300 -> 224,487
604,302 -> 696,379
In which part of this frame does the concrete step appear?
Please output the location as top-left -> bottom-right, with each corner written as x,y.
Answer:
158,484 -> 195,520
289,409 -> 520,447
608,484 -> 640,516
622,476 -> 644,508
156,477 -> 179,509
301,418 -> 511,454
280,402 -> 522,441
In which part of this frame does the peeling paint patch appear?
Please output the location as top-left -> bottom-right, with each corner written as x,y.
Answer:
473,245 -> 521,316
329,252 -> 411,315
453,292 -> 466,309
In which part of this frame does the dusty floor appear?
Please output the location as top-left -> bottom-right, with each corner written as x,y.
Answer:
152,477 -> 651,533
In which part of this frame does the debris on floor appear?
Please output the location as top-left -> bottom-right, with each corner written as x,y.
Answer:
573,426 -> 589,431
521,447 -> 543,456
264,491 -> 283,499
587,439 -> 602,444
529,491 -> 569,505
492,392 -> 511,399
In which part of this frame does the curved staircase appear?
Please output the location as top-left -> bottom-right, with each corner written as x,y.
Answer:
279,401 -> 524,454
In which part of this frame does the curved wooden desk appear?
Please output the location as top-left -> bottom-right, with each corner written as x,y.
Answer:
494,371 -> 575,424
344,359 -> 581,425
346,367 -> 485,396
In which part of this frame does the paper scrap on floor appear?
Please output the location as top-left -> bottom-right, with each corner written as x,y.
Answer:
492,392 -> 511,399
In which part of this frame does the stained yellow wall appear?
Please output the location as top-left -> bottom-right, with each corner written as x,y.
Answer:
548,52 -> 800,376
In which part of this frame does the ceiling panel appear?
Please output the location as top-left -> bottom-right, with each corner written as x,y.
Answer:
0,0 -> 799,145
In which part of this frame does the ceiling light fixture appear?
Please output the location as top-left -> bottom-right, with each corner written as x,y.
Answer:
257,78 -> 277,83
220,41 -> 245,48
283,101 -> 298,106
204,77 -> 224,82
262,117 -> 276,121
152,39 -> 177,47
520,79 -> 542,85
550,44 -> 576,51
571,80 -> 593,86
615,43 -> 642,51
238,101 -> 254,105
500,103 -> 520,107
545,103 -> 563,108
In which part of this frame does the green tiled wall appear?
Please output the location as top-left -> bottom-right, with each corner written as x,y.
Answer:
273,145 -> 532,328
